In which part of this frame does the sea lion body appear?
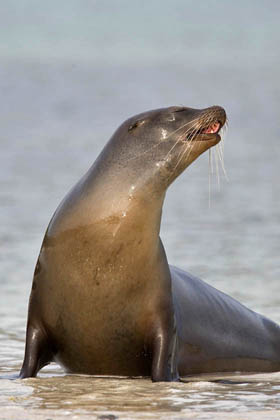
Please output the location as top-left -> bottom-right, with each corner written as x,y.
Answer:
20,106 -> 280,380
172,267 -> 280,374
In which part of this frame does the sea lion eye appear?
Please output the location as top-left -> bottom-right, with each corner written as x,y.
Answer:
173,107 -> 186,113
128,122 -> 139,132
128,120 -> 145,132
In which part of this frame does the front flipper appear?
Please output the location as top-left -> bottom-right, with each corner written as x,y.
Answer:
19,323 -> 53,378
151,318 -> 179,382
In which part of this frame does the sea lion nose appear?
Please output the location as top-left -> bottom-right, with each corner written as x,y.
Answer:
205,106 -> 227,126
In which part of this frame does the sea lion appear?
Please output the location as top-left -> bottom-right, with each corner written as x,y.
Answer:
19,105 -> 280,381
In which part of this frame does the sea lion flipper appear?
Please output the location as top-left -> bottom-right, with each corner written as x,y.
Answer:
19,323 -> 52,378
151,319 -> 179,382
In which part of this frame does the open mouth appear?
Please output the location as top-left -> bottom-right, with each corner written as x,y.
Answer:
201,121 -> 221,134
185,120 -> 222,141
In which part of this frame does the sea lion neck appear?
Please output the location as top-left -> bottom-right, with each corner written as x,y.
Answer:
70,137 -> 168,223
47,158 -> 166,242
84,163 -> 166,237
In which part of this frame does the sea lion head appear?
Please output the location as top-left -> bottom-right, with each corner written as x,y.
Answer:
97,105 -> 227,195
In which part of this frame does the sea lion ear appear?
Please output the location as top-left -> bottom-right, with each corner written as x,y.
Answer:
128,119 -> 146,132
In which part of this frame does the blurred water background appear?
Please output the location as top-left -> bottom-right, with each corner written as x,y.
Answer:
0,1 -> 280,419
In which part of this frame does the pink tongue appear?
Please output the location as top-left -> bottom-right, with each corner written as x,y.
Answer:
203,122 -> 220,134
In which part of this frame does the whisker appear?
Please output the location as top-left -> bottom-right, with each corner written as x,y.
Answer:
172,126 -> 200,172
217,142 -> 229,181
163,118 -> 205,162
208,149 -> 212,208
164,115 -> 204,140
164,111 -> 224,161
214,147 -> 220,191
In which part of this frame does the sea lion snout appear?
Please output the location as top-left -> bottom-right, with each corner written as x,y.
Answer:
201,105 -> 227,127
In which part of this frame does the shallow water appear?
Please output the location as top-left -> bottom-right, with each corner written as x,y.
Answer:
1,1 -> 280,418
2,370 -> 280,419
